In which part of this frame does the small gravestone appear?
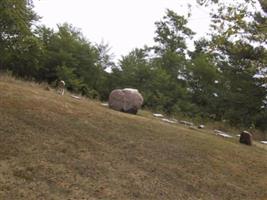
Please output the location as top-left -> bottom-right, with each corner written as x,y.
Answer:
239,131 -> 252,145
198,124 -> 205,129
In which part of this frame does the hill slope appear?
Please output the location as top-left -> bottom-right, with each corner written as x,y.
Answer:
0,77 -> 267,200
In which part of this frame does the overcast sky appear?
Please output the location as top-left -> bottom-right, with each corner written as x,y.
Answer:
33,0 -> 212,60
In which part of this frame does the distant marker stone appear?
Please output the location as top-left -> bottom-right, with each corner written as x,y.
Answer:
198,124 -> 205,129
239,131 -> 252,146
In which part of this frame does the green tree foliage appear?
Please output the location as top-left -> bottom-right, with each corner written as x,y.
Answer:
0,0 -> 40,77
36,23 -> 106,97
187,53 -> 221,117
152,10 -> 197,115
201,0 -> 267,127
154,9 -> 195,55
108,48 -> 167,111
8,35 -> 43,78
0,0 -> 37,45
110,10 -> 198,115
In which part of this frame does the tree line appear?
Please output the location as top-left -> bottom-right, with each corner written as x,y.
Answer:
1,0 -> 266,131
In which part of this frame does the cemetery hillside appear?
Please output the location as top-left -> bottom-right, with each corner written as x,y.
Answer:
1,0 -> 267,133
0,75 -> 267,199
0,0 -> 267,199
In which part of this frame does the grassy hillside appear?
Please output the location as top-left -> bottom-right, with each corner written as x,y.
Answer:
0,76 -> 267,200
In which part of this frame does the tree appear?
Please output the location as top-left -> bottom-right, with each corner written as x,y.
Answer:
0,0 -> 40,76
36,23 -> 105,97
96,41 -> 115,71
154,9 -> 195,55
187,53 -> 222,118
151,10 -> 196,114
197,0 -> 266,12
199,0 -> 267,127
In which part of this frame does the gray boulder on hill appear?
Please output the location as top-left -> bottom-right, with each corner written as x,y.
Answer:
108,88 -> 143,114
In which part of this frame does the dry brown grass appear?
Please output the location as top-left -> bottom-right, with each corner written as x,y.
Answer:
0,76 -> 267,200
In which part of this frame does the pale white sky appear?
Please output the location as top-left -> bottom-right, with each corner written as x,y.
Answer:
33,0 -> 211,60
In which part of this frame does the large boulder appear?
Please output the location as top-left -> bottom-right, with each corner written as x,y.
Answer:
239,131 -> 252,146
108,88 -> 143,114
